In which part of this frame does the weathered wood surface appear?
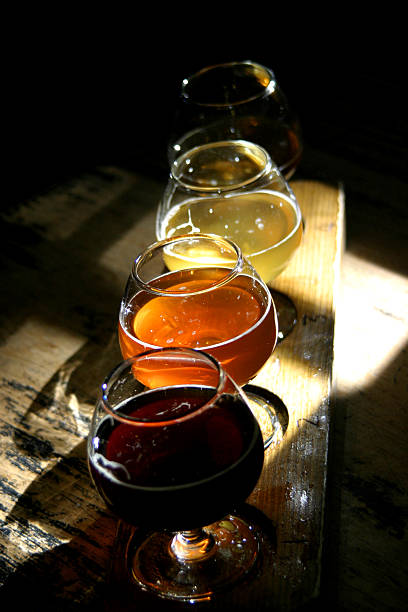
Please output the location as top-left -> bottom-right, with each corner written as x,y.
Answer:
0,169 -> 343,610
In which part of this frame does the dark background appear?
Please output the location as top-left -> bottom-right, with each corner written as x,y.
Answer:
3,19 -> 405,206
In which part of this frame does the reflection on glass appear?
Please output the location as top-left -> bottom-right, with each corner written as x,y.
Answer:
87,348 -> 264,602
169,60 -> 303,180
157,140 -> 303,340
118,233 -> 282,448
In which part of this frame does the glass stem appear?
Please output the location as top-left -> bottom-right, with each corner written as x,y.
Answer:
170,528 -> 215,562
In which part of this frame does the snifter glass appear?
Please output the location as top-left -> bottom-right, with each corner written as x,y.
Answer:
156,140 -> 303,340
168,59 -> 303,180
118,233 -> 280,448
87,348 -> 264,602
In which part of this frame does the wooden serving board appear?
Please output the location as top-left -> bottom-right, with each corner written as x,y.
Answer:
0,168 -> 344,610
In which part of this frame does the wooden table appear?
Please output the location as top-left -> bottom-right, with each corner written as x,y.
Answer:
0,168 -> 343,610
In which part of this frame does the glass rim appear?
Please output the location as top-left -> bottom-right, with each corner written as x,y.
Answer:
99,347 -> 227,426
181,60 -> 276,107
131,233 -> 244,297
170,139 -> 272,192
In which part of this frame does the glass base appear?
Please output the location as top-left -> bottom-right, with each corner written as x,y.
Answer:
243,384 -> 289,449
270,289 -> 298,342
129,515 -> 260,603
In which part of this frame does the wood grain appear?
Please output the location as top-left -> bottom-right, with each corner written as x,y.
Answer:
0,170 -> 343,610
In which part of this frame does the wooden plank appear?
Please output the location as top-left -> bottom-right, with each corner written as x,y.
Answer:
245,179 -> 345,609
0,170 -> 344,609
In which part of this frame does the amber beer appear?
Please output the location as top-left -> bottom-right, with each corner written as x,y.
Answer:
171,61 -> 303,179
119,266 -> 277,387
